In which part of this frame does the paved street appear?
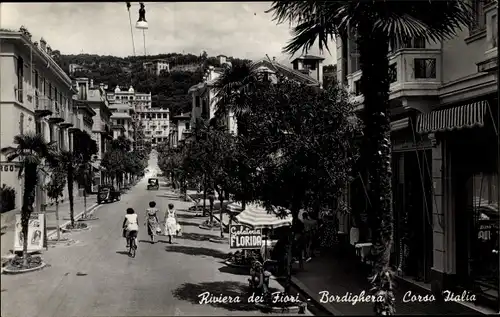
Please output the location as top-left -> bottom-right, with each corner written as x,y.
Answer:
1,157 -> 299,317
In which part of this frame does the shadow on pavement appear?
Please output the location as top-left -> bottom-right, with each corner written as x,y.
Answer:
177,221 -> 200,227
177,213 -> 204,219
172,281 -> 279,312
175,232 -> 214,242
116,251 -> 130,256
138,239 -> 154,244
218,265 -> 249,276
165,245 -> 228,259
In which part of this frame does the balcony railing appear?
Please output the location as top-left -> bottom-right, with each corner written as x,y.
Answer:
48,101 -> 65,123
347,48 -> 442,105
34,95 -> 53,116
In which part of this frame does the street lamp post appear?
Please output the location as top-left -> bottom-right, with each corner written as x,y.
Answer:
135,2 -> 149,56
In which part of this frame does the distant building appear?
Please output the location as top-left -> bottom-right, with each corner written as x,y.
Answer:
106,86 -> 169,148
143,59 -> 170,76
168,112 -> 191,148
69,63 -> 88,75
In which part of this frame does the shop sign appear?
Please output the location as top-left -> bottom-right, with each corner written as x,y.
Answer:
229,224 -> 262,249
478,224 -> 495,241
0,164 -> 19,172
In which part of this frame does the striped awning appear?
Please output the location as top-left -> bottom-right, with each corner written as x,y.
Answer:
227,202 -> 243,213
417,101 -> 488,134
235,203 -> 292,230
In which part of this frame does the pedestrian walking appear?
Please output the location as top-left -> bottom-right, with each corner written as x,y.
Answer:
144,201 -> 160,243
164,203 -> 178,244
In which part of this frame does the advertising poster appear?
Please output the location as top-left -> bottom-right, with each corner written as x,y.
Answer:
229,224 -> 262,249
14,213 -> 45,252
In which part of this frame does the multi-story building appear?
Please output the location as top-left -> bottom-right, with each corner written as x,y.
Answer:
188,55 -> 321,135
110,103 -> 135,144
107,86 -> 169,148
74,78 -> 112,190
0,30 -> 79,210
138,107 -> 170,147
143,59 -> 170,76
337,0 -> 498,308
168,112 -> 191,148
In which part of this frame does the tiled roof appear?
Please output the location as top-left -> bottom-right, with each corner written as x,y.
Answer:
252,58 -> 320,86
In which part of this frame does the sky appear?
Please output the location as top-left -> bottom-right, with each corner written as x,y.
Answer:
1,2 -> 337,66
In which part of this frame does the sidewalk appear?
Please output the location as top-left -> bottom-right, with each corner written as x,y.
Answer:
290,252 -> 487,315
0,195 -> 97,257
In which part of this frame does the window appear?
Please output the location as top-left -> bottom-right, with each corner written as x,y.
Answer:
414,58 -> 436,79
388,63 -> 397,83
163,113 -> 167,119
16,57 -> 23,102
470,0 -> 486,34
34,71 -> 39,108
19,113 -> 24,134
59,129 -> 64,149
491,14 -> 498,48
353,80 -> 362,96
195,96 -> 201,108
185,122 -> 190,130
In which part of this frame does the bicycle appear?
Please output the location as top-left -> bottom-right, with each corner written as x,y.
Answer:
127,231 -> 138,258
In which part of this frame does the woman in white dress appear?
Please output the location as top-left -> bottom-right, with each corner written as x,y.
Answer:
164,203 -> 178,244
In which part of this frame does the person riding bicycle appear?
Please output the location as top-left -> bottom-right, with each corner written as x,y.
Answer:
123,208 -> 139,249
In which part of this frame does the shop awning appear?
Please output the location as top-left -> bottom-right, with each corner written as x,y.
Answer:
416,100 -> 489,134
235,203 -> 292,230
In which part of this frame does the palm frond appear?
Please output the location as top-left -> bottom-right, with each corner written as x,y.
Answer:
267,0 -> 473,55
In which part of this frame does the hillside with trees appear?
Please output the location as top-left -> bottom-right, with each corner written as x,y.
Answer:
54,52 -> 252,115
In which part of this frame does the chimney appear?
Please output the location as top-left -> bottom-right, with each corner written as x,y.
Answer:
272,56 -> 276,62
40,38 -> 46,51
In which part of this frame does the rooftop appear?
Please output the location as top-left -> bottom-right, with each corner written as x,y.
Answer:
291,54 -> 325,62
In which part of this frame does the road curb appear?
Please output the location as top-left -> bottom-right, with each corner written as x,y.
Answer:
46,203 -> 100,239
289,276 -> 341,316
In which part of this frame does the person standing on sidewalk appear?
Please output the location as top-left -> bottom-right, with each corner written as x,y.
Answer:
164,203 -> 178,244
144,201 -> 160,243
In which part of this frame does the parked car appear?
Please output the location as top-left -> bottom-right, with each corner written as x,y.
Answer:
97,185 -> 121,204
147,178 -> 159,190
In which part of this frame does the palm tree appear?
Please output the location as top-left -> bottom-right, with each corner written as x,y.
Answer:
45,163 -> 67,241
1,133 -> 56,267
266,1 -> 473,314
212,61 -> 263,209
57,151 -> 79,228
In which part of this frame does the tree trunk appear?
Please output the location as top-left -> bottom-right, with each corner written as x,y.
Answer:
209,194 -> 214,224
55,201 -> 60,241
21,163 -> 38,267
67,166 -> 75,228
203,178 -> 207,217
357,22 -> 395,315
219,192 -> 224,238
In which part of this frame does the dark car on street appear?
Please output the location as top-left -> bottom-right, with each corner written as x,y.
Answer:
147,178 -> 159,190
97,185 -> 121,204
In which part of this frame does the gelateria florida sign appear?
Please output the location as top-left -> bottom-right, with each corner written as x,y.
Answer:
229,224 -> 262,249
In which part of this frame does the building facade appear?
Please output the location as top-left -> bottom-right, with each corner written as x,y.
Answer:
0,30 -> 79,209
188,55 -> 321,135
337,0 -> 498,308
168,112 -> 191,148
110,103 -> 135,144
74,78 -> 112,191
106,85 -> 169,148
143,59 -> 170,76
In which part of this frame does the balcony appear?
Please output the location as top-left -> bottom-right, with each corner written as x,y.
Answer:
59,108 -> 73,129
48,101 -> 65,124
68,113 -> 81,133
347,48 -> 442,106
477,2 -> 498,73
34,95 -> 53,117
